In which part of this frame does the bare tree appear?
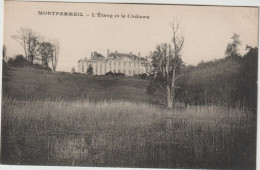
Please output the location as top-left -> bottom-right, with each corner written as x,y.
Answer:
12,28 -> 40,63
51,40 -> 59,72
147,21 -> 184,108
169,21 -> 184,108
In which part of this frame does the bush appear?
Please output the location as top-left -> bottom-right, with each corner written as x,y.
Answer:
105,71 -> 114,76
8,55 -> 28,67
114,73 -> 125,77
86,65 -> 93,75
7,58 -> 14,66
138,73 -> 147,79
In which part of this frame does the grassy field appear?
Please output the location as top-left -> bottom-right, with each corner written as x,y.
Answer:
1,67 -> 257,169
1,97 -> 256,168
2,67 -> 162,104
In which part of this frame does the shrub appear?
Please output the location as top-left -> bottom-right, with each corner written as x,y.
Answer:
138,73 -> 147,79
114,72 -> 125,77
105,71 -> 114,76
7,58 -> 14,66
86,65 -> 93,75
8,55 -> 28,67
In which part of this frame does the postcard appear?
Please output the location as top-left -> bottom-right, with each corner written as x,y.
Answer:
1,1 -> 258,169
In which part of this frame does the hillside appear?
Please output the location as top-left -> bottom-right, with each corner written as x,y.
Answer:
2,67 -> 155,104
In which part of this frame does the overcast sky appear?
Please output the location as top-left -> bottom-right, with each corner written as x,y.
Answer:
3,1 -> 258,72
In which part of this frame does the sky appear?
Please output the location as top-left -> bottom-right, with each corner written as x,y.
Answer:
3,1 -> 259,72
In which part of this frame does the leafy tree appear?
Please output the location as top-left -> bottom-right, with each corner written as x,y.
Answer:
225,33 -> 241,58
37,42 -> 54,68
86,64 -> 93,75
147,21 -> 184,108
10,55 -> 28,67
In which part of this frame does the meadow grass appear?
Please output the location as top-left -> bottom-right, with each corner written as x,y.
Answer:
1,97 -> 256,169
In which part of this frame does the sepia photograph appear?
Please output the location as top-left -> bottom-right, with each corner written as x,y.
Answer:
1,0 -> 259,169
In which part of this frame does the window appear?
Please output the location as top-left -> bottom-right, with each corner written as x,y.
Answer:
114,69 -> 116,73
96,67 -> 98,73
109,61 -> 111,66
114,61 -> 116,66
134,63 -> 136,68
138,63 -> 140,68
124,62 -> 126,67
133,71 -> 136,75
118,69 -> 121,73
128,70 -> 132,74
119,62 -> 121,66
100,63 -> 103,67
105,68 -> 106,73
82,65 -> 84,72
105,63 -> 107,67
129,62 -> 131,67
100,67 -> 102,73
123,70 -> 126,74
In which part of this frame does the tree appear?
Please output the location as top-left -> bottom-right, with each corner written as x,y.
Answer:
37,42 -> 54,68
240,46 -> 258,109
86,65 -> 93,75
225,33 -> 241,58
147,21 -> 184,108
71,67 -> 75,73
12,28 -> 41,63
51,40 -> 59,72
2,45 -> 7,61
11,55 -> 28,67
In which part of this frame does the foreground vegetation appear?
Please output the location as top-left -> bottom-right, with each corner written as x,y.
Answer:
2,97 -> 256,169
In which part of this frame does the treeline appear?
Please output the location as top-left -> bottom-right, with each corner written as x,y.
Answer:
6,54 -> 52,71
146,33 -> 257,110
175,46 -> 257,109
4,27 -> 60,71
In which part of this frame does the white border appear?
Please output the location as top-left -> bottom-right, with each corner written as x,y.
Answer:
0,0 -> 259,170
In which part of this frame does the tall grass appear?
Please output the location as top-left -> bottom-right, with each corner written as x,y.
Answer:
1,97 -> 256,169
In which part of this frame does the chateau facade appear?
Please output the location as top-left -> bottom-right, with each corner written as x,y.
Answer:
78,50 -> 148,76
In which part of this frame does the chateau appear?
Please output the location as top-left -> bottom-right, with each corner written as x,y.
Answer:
78,50 -> 148,76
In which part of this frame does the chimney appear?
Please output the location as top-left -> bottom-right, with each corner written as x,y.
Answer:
94,51 -> 97,59
91,52 -> 93,59
130,52 -> 132,56
138,52 -> 140,58
107,49 -> 110,59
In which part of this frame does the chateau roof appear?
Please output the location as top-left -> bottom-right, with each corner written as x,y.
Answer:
109,52 -> 137,58
78,51 -> 148,63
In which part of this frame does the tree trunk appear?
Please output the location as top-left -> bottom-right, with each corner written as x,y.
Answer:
167,85 -> 173,108
170,67 -> 176,108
